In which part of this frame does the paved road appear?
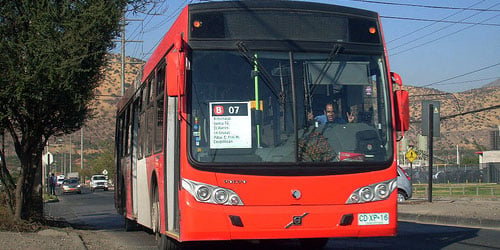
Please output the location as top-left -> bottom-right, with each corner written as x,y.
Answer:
45,187 -> 157,249
43,189 -> 500,249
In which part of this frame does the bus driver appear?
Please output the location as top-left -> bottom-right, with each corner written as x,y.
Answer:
308,103 -> 355,125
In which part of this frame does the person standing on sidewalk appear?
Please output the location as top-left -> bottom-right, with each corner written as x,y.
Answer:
49,173 -> 56,195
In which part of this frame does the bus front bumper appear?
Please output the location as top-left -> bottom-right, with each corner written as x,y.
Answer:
179,195 -> 397,241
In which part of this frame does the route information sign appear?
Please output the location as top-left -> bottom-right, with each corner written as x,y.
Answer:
209,102 -> 252,149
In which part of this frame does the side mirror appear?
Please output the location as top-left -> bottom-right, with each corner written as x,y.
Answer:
167,34 -> 185,97
394,90 -> 409,132
391,72 -> 402,86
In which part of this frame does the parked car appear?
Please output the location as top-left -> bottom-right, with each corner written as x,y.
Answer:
56,175 -> 65,187
397,166 -> 412,202
62,178 -> 82,194
90,175 -> 109,192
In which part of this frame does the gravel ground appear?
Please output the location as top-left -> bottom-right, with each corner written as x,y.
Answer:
0,228 -> 85,250
398,197 -> 500,228
399,198 -> 500,221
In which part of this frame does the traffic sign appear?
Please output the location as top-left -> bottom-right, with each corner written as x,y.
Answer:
42,152 -> 54,166
405,149 -> 418,163
102,169 -> 108,175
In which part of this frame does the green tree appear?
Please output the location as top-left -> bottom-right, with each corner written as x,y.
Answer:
0,0 -> 127,221
88,141 -> 115,180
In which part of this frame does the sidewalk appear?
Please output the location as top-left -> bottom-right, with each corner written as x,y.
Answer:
0,228 -> 86,250
398,197 -> 500,229
1,198 -> 498,249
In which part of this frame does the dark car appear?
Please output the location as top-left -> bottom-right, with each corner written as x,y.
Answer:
62,178 -> 82,194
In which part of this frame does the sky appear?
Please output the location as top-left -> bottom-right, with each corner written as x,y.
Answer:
116,0 -> 500,93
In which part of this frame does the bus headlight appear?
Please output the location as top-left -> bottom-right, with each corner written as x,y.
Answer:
360,187 -> 374,201
375,183 -> 389,199
196,186 -> 211,201
182,178 -> 244,206
214,189 -> 228,204
229,195 -> 241,205
346,178 -> 396,204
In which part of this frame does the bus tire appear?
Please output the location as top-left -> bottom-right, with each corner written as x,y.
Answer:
299,238 -> 329,249
159,234 -> 183,250
152,185 -> 162,245
124,217 -> 138,231
152,184 -> 183,250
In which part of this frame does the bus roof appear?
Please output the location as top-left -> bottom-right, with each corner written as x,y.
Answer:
189,1 -> 378,18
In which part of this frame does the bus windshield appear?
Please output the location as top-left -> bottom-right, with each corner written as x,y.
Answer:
189,50 -> 392,166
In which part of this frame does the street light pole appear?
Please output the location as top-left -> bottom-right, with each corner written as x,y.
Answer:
69,134 -> 72,173
81,127 -> 84,169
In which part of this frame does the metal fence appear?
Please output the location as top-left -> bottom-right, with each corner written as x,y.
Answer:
484,163 -> 500,183
404,164 -> 499,184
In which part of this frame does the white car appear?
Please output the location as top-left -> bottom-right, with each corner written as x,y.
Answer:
90,175 -> 109,192
56,175 -> 65,186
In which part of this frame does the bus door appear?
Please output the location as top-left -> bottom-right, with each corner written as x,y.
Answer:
131,98 -> 140,217
165,95 -> 180,234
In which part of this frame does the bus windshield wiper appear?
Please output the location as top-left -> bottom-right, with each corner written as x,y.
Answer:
236,41 -> 280,100
310,44 -> 344,94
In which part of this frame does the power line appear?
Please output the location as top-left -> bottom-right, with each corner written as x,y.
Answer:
386,0 -> 487,44
381,15 -> 500,27
441,104 -> 500,120
421,62 -> 500,87
390,11 -> 500,56
411,93 -> 458,98
409,104 -> 500,123
143,0 -> 190,57
408,77 -> 500,90
349,0 -> 500,11
431,77 -> 500,86
389,2 -> 500,54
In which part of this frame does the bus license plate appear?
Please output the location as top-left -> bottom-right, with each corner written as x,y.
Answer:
358,213 -> 389,225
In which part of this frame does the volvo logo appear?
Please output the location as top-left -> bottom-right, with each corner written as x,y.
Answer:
224,180 -> 247,184
291,189 -> 301,199
285,213 -> 309,229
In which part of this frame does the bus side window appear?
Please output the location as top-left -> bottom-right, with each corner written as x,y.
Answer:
137,88 -> 144,160
154,63 -> 165,153
146,77 -> 155,156
117,113 -> 124,158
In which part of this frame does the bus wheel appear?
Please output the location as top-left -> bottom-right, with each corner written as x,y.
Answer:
124,217 -> 138,231
153,187 -> 183,250
159,234 -> 183,250
299,238 -> 329,249
152,187 -> 164,247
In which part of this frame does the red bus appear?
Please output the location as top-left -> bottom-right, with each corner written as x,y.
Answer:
115,1 -> 409,249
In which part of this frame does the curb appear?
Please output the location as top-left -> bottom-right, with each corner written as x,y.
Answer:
70,231 -> 88,250
36,228 -> 87,249
398,212 -> 500,229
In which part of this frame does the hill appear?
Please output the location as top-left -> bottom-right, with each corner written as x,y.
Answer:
2,55 -> 499,168
83,54 -> 143,153
45,61 -> 500,164
88,58 -> 498,155
483,78 -> 500,88
402,81 -> 499,156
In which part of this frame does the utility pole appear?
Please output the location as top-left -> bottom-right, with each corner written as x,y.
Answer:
428,104 -> 434,203
115,11 -> 143,96
120,11 -> 126,96
81,127 -> 84,170
69,134 -> 72,173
